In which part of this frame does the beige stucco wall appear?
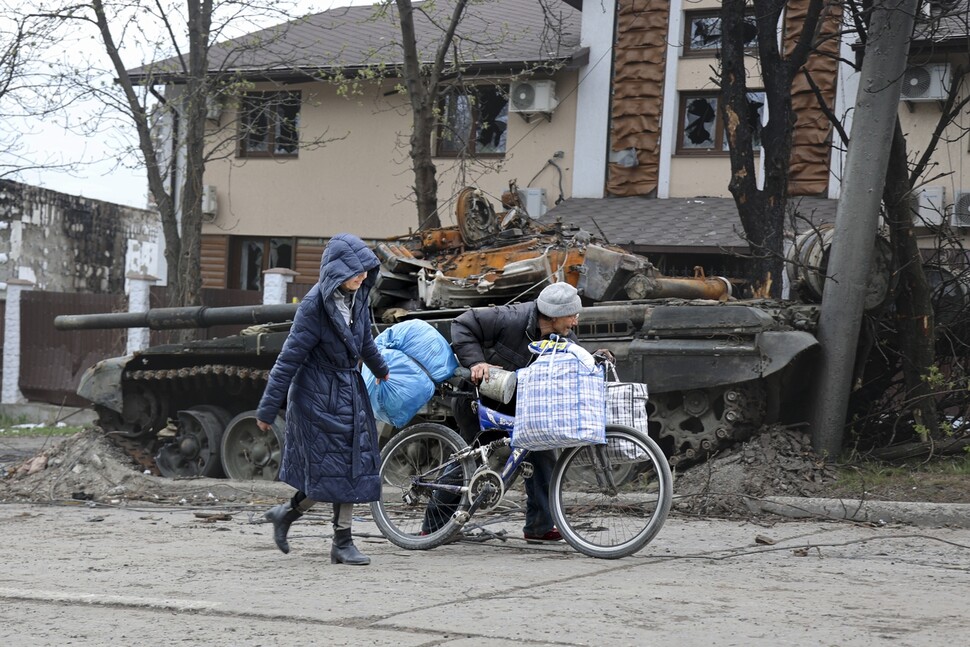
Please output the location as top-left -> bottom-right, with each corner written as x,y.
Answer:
202,70 -> 578,240
670,41 -> 764,198
898,98 -> 970,208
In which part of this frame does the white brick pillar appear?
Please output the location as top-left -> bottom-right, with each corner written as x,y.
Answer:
263,268 -> 298,305
2,278 -> 34,404
126,272 -> 159,355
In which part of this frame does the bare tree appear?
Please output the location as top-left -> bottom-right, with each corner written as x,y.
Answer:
393,0 -> 468,229
719,0 -> 825,298
0,4 -> 71,179
30,0 -> 322,307
365,0 -> 573,230
719,0 -> 969,450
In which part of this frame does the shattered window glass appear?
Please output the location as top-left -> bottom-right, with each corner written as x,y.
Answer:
684,11 -> 758,54
239,91 -> 301,158
232,236 -> 296,290
436,85 -> 508,157
679,92 -> 765,154
682,97 -> 717,149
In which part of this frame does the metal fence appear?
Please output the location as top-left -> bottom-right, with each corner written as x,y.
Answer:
17,288 -> 269,407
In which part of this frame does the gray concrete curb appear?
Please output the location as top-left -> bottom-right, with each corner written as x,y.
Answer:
751,495 -> 970,528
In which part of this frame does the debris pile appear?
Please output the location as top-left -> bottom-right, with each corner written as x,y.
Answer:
0,428 -> 288,505
673,426 -> 836,517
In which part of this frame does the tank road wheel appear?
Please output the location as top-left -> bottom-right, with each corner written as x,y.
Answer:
154,405 -> 232,478
221,411 -> 285,481
649,381 -> 766,466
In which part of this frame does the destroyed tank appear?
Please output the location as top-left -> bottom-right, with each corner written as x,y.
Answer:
54,186 -> 855,480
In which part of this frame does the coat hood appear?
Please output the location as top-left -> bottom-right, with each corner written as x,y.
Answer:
319,233 -> 381,294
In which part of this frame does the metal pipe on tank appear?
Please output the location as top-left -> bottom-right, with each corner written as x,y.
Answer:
624,275 -> 732,301
54,304 -> 299,331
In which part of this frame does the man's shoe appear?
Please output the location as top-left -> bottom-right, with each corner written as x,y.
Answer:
524,528 -> 563,544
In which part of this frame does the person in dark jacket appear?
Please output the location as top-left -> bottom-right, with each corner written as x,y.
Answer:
448,281 -> 611,543
257,234 -> 390,566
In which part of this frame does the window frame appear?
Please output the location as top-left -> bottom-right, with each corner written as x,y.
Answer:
228,236 -> 296,291
236,91 -> 301,159
682,9 -> 759,57
435,84 -> 509,159
675,91 -> 765,155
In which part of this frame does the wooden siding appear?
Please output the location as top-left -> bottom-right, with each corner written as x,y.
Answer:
607,0 -> 669,197
784,0 -> 841,196
201,235 -> 229,288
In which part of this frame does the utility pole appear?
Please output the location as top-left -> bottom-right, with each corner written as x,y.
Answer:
809,0 -> 919,458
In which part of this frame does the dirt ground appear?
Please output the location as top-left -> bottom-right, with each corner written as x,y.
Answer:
2,425 -> 969,511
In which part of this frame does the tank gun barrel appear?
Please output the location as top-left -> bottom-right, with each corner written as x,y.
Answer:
54,304 -> 300,331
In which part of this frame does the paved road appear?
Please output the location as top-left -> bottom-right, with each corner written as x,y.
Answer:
0,501 -> 966,646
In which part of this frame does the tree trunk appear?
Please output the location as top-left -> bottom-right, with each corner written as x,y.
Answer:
173,0 -> 211,309
883,121 -> 939,435
720,0 -> 806,297
396,0 -> 440,230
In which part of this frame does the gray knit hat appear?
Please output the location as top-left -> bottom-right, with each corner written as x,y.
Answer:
536,282 -> 582,317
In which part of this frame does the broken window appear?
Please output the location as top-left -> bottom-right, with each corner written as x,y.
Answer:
229,236 -> 294,291
683,10 -> 758,55
677,92 -> 765,154
238,91 -> 300,158
436,85 -> 508,157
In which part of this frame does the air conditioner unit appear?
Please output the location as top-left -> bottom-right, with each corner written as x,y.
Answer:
205,95 -> 223,122
201,185 -> 218,220
916,186 -> 945,226
900,64 -> 950,102
509,80 -> 558,113
517,187 -> 547,219
952,191 -> 970,227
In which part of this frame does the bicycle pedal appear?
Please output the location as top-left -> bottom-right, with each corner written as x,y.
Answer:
520,462 -> 534,479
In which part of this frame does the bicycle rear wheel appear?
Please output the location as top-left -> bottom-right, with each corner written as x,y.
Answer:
551,424 -> 672,559
370,422 -> 476,550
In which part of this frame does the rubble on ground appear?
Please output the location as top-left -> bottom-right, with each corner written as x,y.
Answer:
3,425 -> 837,520
673,425 -> 836,517
0,428 -> 289,505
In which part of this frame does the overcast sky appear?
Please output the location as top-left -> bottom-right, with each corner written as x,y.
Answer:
5,0 -> 373,210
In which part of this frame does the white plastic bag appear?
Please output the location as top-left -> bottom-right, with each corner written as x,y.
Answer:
512,339 -> 606,451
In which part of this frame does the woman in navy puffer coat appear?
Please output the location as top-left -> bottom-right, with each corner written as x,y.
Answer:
257,234 -> 389,565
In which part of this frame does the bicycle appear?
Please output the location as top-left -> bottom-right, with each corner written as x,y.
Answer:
370,363 -> 673,559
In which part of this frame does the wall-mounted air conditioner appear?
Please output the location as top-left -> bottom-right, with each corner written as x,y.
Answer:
205,95 -> 223,122
517,187 -> 547,219
951,191 -> 970,228
201,185 -> 218,221
509,80 -> 559,114
900,64 -> 950,102
916,186 -> 945,226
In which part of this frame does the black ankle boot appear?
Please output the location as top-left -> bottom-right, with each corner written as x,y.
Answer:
264,502 -> 302,554
331,528 -> 370,565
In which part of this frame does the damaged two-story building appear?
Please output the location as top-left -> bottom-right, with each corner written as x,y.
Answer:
131,0 -> 970,293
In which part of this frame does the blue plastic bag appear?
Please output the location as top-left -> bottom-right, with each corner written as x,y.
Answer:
362,320 -> 459,428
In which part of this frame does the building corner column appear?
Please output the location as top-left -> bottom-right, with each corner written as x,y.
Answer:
2,278 -> 35,404
126,273 -> 159,355
263,268 -> 298,305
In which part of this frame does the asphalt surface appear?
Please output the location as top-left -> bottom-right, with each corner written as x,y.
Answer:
0,501 -> 967,646
2,432 -> 969,645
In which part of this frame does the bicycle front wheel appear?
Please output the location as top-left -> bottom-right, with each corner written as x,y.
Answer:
370,423 -> 476,550
551,424 -> 673,559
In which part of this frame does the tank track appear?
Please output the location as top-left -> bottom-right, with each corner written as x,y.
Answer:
651,382 -> 766,467
126,364 -> 270,384
99,364 -> 765,477
97,364 -> 271,475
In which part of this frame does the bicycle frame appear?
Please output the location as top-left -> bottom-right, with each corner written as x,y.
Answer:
374,358 -> 673,558
408,397 -> 619,524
